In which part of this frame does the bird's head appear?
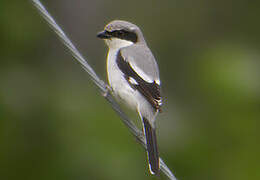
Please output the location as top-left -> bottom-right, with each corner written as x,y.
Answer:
97,20 -> 145,49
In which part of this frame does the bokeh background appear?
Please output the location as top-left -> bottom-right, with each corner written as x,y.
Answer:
0,0 -> 260,180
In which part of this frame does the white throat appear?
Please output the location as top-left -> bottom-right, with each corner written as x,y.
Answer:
105,38 -> 134,50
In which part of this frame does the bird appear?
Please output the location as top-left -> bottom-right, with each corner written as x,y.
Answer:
97,20 -> 162,175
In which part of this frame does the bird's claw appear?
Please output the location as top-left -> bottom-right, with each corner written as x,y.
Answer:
102,85 -> 112,97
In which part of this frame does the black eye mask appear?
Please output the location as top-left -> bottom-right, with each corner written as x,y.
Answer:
110,29 -> 138,43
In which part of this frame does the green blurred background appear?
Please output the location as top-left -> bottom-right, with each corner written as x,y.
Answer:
0,0 -> 260,180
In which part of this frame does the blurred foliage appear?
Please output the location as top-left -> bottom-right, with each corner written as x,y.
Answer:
0,0 -> 260,180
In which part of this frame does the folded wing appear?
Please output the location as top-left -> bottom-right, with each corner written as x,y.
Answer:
116,49 -> 162,112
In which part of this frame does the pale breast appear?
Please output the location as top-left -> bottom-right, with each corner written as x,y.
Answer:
107,49 -> 138,109
107,49 -> 122,88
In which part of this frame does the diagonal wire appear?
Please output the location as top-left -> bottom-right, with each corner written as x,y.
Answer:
31,0 -> 177,179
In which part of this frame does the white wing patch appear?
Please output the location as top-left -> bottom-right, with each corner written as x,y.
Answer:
129,77 -> 138,85
155,79 -> 161,85
157,99 -> 162,106
129,61 -> 154,83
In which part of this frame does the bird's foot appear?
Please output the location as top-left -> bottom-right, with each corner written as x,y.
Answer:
102,85 -> 112,97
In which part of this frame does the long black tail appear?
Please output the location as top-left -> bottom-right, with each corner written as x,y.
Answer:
142,117 -> 159,175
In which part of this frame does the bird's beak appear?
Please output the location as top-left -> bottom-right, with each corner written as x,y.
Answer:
97,30 -> 111,39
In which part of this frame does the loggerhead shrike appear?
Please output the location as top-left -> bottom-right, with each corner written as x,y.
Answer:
97,20 -> 162,175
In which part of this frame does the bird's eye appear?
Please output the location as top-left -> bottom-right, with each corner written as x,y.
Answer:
106,30 -> 112,35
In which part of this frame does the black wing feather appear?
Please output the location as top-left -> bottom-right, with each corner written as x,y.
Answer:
116,51 -> 162,112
